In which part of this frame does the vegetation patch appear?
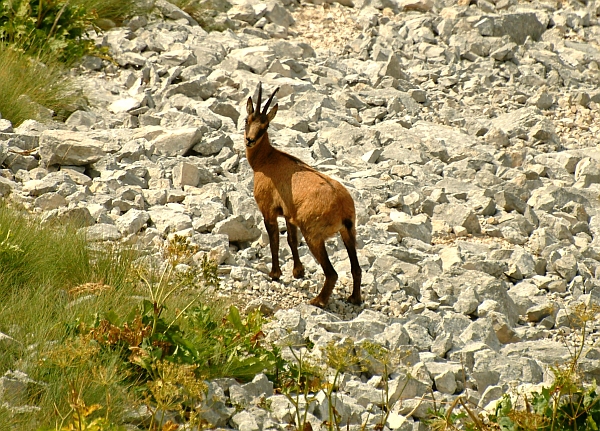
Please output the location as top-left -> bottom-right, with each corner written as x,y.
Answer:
0,204 -> 282,430
426,303 -> 600,431
0,0 -> 141,125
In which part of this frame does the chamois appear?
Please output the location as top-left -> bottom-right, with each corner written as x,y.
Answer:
244,83 -> 362,308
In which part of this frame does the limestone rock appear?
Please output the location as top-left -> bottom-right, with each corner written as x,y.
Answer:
39,130 -> 106,166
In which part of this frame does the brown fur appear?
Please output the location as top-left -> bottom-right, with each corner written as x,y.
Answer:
244,83 -> 362,307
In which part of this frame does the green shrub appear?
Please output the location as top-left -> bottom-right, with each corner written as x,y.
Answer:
0,0 -> 96,62
86,301 -> 282,382
0,0 -> 147,62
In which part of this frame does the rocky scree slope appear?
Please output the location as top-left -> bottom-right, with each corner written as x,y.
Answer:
2,0 -> 600,428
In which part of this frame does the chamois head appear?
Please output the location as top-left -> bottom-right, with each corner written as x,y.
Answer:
245,83 -> 279,148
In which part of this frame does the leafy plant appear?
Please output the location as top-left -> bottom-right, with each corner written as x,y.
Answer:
0,0 -> 96,62
322,339 -> 365,430
0,0 -> 141,61
57,383 -> 127,431
279,346 -> 322,431
84,287 -> 282,382
427,396 -> 475,431
145,361 -> 207,430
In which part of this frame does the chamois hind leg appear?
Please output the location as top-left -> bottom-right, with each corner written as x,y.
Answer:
285,219 -> 305,279
340,220 -> 362,305
264,218 -> 282,280
306,238 -> 338,308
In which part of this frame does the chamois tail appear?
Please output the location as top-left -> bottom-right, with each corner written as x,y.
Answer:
342,218 -> 354,231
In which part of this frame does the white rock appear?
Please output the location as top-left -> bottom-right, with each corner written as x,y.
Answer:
108,97 -> 141,114
172,161 -> 200,188
148,205 -> 193,234
213,215 -> 261,242
84,224 -> 122,242
434,370 -> 457,394
116,209 -> 150,235
39,130 -> 106,166
151,128 -> 204,157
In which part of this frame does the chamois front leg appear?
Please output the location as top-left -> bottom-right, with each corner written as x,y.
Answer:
264,219 -> 282,280
285,219 -> 305,279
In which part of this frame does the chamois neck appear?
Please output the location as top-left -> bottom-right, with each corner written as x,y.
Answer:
246,134 -> 274,170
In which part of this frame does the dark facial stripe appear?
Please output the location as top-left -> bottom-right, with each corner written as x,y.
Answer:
254,127 -> 267,141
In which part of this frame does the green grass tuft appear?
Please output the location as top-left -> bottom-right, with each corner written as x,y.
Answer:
0,46 -> 80,125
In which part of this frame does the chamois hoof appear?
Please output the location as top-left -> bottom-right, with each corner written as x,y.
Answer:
269,269 -> 282,280
347,294 -> 362,306
293,266 -> 305,279
309,296 -> 328,308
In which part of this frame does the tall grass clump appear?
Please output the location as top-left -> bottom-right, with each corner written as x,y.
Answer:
0,46 -> 79,125
0,203 -> 141,429
0,204 -> 133,296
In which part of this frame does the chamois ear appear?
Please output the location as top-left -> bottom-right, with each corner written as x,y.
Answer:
246,97 -> 254,115
267,104 -> 278,122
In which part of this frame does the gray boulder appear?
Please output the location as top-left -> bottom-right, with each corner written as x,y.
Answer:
481,13 -> 547,44
148,205 -> 193,234
39,130 -> 106,166
433,203 -> 481,235
388,212 -> 432,244
213,215 -> 261,242
152,128 -> 205,157
115,209 -> 150,235
84,224 -> 122,242
491,107 -> 558,143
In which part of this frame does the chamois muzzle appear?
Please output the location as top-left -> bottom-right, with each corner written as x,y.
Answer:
246,127 -> 267,148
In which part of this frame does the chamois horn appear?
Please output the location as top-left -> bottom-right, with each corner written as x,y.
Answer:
256,82 -> 263,113
262,86 -> 280,114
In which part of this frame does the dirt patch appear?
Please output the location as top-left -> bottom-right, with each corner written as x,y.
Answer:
291,3 -> 364,54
